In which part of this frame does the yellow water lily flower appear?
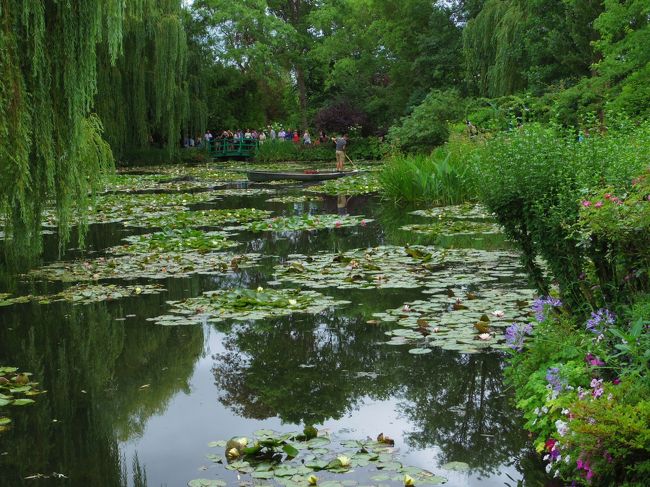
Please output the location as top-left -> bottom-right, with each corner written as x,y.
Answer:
227,448 -> 240,459
288,299 -> 298,306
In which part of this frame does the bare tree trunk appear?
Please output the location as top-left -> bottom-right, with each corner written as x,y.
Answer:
295,64 -> 308,131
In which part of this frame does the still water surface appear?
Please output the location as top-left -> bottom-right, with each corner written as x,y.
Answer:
0,171 -> 547,486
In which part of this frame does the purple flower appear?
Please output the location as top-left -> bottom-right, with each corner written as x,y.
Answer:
546,367 -> 567,392
585,353 -> 605,367
586,308 -> 616,334
590,378 -> 604,398
504,322 -> 534,351
531,296 -> 562,322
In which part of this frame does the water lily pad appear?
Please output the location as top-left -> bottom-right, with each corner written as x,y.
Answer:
150,288 -> 349,326
187,479 -> 227,486
441,461 -> 470,472
408,348 -> 432,355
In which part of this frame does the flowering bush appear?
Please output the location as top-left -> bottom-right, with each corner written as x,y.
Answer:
505,295 -> 650,484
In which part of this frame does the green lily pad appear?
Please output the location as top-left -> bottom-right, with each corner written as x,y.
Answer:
441,461 -> 470,472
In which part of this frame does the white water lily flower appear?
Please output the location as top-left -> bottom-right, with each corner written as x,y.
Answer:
478,333 -> 491,340
288,299 -> 298,306
256,286 -> 264,292
336,455 -> 351,467
492,310 -> 505,318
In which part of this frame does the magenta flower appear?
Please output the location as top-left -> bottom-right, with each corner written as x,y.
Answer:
594,201 -> 603,208
582,200 -> 591,207
585,353 -> 605,367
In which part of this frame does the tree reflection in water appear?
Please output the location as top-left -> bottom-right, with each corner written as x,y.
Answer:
0,297 -> 203,486
211,308 -> 529,475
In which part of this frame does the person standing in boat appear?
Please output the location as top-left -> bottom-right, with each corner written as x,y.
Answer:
332,133 -> 348,172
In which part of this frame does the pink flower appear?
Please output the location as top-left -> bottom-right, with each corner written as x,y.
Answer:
613,378 -> 621,385
335,221 -> 341,228
594,201 -> 603,208
360,219 -> 367,226
604,193 -> 612,200
582,200 -> 591,207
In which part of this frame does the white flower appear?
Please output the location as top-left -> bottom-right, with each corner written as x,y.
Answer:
288,299 -> 298,306
555,419 -> 569,437
545,464 -> 552,473
492,310 -> 505,318
478,333 -> 491,340
336,455 -> 351,467
256,286 -> 264,292
561,408 -> 570,415
542,406 -> 548,414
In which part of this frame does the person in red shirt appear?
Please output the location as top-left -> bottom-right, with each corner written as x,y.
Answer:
292,131 -> 300,144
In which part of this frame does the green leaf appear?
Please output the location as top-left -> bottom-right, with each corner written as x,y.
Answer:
12,398 -> 35,406
282,443 -> 299,457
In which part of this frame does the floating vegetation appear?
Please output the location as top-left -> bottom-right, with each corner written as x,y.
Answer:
377,286 -> 535,354
152,288 -> 349,326
42,191 -> 219,227
127,208 -> 272,229
410,204 -> 492,220
111,229 -> 238,255
266,195 -> 324,204
0,367 -> 45,432
306,174 -> 381,196
105,173 -> 221,192
31,252 -> 260,282
401,220 -> 502,236
211,188 -> 277,197
272,246 -> 439,290
0,284 -> 164,307
244,214 -> 371,233
191,428 -> 446,486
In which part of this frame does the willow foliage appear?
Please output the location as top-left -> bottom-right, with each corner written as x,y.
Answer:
0,0 -> 191,265
95,0 -> 189,158
0,0 -> 123,264
463,0 -> 525,97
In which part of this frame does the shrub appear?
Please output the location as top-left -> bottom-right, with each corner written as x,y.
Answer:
474,120 -> 650,308
313,101 -> 366,135
387,90 -> 464,153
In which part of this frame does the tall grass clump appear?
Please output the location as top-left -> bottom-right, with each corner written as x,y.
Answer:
474,119 -> 650,308
379,135 -> 480,206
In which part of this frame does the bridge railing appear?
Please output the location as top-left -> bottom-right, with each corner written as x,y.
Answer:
205,138 -> 259,159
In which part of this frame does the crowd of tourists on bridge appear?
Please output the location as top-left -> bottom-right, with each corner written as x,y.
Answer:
185,128 -> 334,148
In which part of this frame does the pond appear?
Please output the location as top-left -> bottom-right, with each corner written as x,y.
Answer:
0,162 -> 549,486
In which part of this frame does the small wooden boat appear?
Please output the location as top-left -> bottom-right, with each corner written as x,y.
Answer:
246,169 -> 361,182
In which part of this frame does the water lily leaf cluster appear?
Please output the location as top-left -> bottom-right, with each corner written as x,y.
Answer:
31,252 -> 260,282
306,174 -> 381,196
0,367 -> 44,432
401,220 -> 502,236
111,229 -> 238,255
128,208 -> 272,229
40,191 -> 220,227
266,195 -> 324,204
378,286 -> 535,354
152,288 -> 350,326
105,173 -> 221,192
0,284 -> 164,307
244,214 -> 371,233
410,204 -> 492,220
211,187 -> 278,197
272,245 -> 443,290
192,429 -> 447,486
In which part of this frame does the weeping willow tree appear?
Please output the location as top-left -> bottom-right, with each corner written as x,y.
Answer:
463,0 -> 526,97
94,0 -> 189,159
0,1 -> 123,265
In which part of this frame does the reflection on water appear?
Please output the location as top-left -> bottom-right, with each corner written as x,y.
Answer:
0,173 -> 547,486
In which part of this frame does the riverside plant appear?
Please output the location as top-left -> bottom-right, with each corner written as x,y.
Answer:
378,136 -> 479,206
504,295 -> 650,485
